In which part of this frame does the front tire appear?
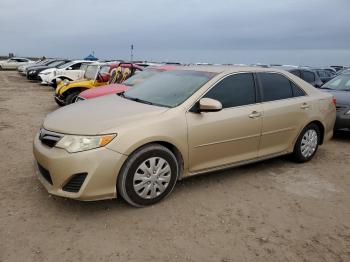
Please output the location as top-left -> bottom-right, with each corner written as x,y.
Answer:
293,124 -> 320,162
117,144 -> 179,207
65,91 -> 81,105
54,97 -> 65,106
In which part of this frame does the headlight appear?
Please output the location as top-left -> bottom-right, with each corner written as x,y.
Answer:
55,134 -> 116,153
345,110 -> 350,115
29,70 -> 36,74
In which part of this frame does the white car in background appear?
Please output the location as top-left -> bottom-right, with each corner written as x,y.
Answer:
18,59 -> 51,75
39,60 -> 93,87
0,57 -> 35,70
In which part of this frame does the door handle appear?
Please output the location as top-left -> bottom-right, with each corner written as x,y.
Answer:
301,103 -> 310,109
249,111 -> 262,119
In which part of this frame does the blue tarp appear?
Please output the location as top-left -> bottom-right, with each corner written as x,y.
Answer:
84,54 -> 98,61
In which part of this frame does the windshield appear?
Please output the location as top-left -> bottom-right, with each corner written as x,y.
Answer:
123,69 -> 160,87
48,60 -> 66,67
84,65 -> 99,79
322,75 -> 350,91
123,70 -> 217,107
57,61 -> 73,69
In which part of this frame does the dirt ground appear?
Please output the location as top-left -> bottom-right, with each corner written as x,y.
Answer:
0,70 -> 349,262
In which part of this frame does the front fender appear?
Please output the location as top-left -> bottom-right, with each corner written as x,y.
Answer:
58,80 -> 95,95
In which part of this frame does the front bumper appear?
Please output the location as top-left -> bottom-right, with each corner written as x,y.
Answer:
27,73 -> 41,81
33,134 -> 128,201
39,74 -> 53,85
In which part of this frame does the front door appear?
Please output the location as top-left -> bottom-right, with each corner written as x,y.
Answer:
186,73 -> 263,173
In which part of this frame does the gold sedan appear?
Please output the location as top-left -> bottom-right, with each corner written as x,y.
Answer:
33,66 -> 336,207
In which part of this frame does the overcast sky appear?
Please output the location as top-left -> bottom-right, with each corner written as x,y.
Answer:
0,0 -> 349,65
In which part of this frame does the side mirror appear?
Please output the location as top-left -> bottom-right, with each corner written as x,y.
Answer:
67,67 -> 73,70
198,98 -> 222,112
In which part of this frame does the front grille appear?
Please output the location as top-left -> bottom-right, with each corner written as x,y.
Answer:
37,163 -> 53,185
62,173 -> 87,193
39,129 -> 63,148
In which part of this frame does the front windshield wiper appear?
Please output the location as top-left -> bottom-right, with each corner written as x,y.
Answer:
126,96 -> 155,105
320,87 -> 332,90
117,92 -> 169,107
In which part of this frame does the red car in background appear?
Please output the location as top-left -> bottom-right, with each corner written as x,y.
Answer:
77,65 -> 177,101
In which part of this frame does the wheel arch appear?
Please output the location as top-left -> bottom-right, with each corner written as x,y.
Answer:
118,140 -> 185,181
307,120 -> 325,145
293,120 -> 325,148
54,75 -> 73,82
61,86 -> 88,97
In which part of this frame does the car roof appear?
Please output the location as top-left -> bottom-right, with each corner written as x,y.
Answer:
270,66 -> 317,73
146,65 -> 179,71
70,60 -> 94,63
10,57 -> 30,59
176,65 -> 302,74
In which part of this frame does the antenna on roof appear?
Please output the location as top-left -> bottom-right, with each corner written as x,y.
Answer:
130,44 -> 134,62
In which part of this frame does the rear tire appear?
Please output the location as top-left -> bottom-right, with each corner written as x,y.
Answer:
117,144 -> 179,207
65,91 -> 81,105
293,124 -> 320,163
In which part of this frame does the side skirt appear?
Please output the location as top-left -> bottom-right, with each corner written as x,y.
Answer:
188,151 -> 290,177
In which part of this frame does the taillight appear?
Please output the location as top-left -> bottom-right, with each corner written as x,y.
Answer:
332,96 -> 336,105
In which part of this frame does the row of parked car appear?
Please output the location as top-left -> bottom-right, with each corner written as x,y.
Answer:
1,56 -> 349,207
13,58 -> 350,129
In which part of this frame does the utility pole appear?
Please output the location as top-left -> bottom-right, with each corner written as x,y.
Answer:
130,44 -> 134,62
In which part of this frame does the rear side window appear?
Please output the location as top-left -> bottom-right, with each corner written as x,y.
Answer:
291,82 -> 306,97
258,73 -> 293,102
302,71 -> 315,83
204,73 -> 256,108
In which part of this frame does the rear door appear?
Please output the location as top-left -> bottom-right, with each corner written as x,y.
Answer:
186,73 -> 263,172
257,72 -> 310,157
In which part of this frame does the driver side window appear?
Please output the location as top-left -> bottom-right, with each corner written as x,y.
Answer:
71,63 -> 82,70
204,73 -> 256,108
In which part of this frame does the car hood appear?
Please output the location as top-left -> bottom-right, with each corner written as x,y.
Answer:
27,65 -> 54,71
39,68 -> 56,74
320,89 -> 350,105
43,94 -> 169,135
79,84 -> 128,99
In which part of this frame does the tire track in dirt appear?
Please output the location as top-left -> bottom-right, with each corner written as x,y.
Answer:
0,71 -> 11,85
